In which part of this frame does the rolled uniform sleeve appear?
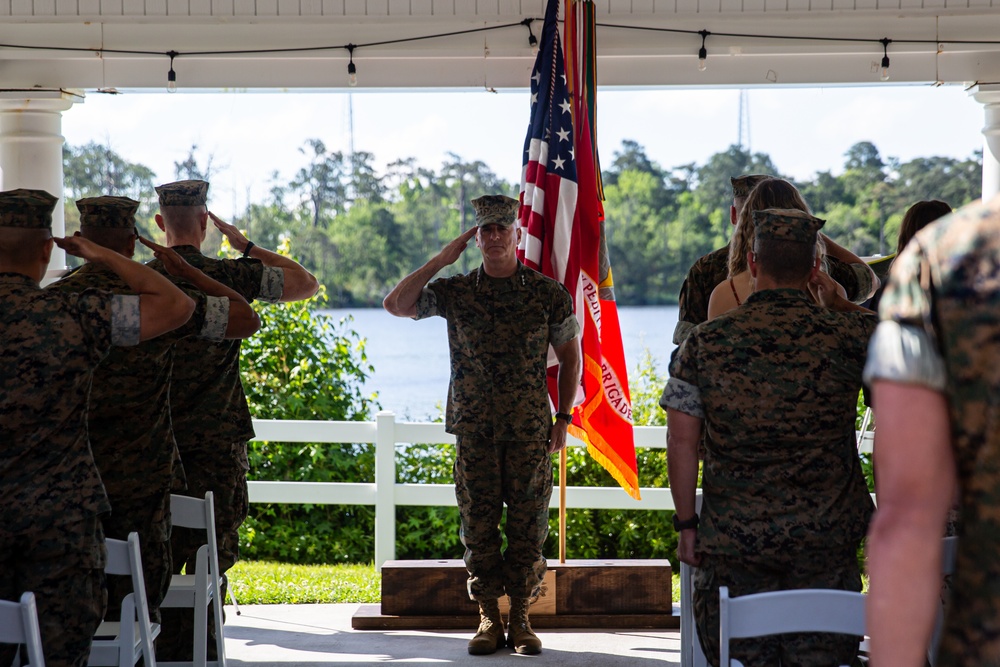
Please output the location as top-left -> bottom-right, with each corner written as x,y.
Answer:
198,295 -> 230,341
659,377 -> 704,419
414,287 -> 441,320
550,313 -> 579,347
863,237 -> 947,392
660,334 -> 704,418
849,262 -> 875,303
111,294 -> 141,346
257,266 -> 284,303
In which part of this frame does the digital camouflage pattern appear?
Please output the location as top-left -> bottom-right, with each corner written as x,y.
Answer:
730,174 -> 770,199
155,179 -> 209,207
0,518 -> 107,667
49,261 -> 229,622
0,273 -> 138,666
674,245 -> 729,345
471,194 -> 519,228
148,245 -> 280,448
455,435 -> 552,600
753,208 -> 825,244
76,196 -> 139,229
414,261 -> 576,601
662,288 -> 876,665
148,245 -> 279,661
414,262 -> 578,441
674,246 -> 867,346
867,195 -> 1000,667
0,188 -> 57,228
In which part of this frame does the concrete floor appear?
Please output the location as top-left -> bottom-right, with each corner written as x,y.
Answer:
224,603 -> 683,666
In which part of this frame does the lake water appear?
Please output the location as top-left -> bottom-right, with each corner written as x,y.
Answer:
321,306 -> 680,420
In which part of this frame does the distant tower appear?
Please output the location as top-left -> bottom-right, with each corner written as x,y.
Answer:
737,90 -> 750,152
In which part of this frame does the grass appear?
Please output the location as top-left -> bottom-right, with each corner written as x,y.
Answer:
227,561 -> 381,604
228,560 -> 683,605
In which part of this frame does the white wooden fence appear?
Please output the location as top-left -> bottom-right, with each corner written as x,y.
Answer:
248,411 -> 875,569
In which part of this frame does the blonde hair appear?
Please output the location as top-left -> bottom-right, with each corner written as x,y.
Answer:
728,178 -> 812,278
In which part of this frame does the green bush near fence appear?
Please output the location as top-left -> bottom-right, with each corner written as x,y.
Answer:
239,288 -> 378,564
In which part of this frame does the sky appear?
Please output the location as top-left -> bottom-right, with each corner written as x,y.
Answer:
60,84 -> 986,221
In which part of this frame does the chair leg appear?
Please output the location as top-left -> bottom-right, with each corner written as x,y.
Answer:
214,589 -> 228,666
228,585 -> 240,616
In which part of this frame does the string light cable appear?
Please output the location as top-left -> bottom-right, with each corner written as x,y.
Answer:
1,20 -> 999,89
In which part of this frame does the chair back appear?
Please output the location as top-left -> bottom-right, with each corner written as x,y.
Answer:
928,536 -> 959,666
163,491 -> 227,667
0,591 -> 45,667
719,586 -> 865,667
92,533 -> 159,667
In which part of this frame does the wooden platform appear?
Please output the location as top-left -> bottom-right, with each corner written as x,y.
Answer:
352,558 -> 676,630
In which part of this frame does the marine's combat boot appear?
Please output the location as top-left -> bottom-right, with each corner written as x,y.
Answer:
507,597 -> 542,655
467,598 -> 505,655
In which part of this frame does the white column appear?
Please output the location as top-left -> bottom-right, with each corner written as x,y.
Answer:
970,84 -> 1000,201
0,89 -> 84,273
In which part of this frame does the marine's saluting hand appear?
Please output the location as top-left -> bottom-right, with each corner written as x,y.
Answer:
209,211 -> 251,254
437,226 -> 479,267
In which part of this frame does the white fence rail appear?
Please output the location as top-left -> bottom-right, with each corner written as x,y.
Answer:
248,411 -> 875,569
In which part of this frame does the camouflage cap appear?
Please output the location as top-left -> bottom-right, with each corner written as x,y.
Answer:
155,179 -> 209,207
0,188 -> 58,229
753,207 -> 826,244
77,196 -> 140,229
471,194 -> 519,228
731,174 -> 770,199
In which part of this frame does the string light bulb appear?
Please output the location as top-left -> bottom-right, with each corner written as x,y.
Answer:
879,38 -> 891,81
521,18 -> 538,51
166,51 -> 178,93
346,44 -> 357,87
698,30 -> 710,72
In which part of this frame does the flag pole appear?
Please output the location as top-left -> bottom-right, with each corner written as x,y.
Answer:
559,448 -> 567,563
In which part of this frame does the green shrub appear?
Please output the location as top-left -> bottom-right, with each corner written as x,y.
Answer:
240,284 -> 379,564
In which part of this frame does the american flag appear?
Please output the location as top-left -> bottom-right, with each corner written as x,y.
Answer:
518,0 -> 639,499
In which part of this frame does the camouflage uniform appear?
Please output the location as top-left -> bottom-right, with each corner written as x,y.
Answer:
0,188 -> 141,667
150,244 -> 281,660
414,261 -> 578,600
662,287 -> 876,667
865,196 -> 1000,666
674,245 -> 870,347
49,260 -> 230,624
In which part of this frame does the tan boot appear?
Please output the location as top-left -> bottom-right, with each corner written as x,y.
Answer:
507,597 -> 542,655
468,598 -> 505,655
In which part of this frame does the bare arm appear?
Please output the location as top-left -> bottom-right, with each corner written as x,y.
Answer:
667,409 -> 703,567
210,211 -> 320,303
822,233 -> 880,299
140,236 -> 262,339
383,227 -> 478,318
55,236 -> 195,342
867,380 -> 955,667
547,336 -> 581,454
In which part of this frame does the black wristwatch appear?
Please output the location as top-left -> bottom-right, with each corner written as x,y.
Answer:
554,411 -> 573,424
672,513 -> 700,531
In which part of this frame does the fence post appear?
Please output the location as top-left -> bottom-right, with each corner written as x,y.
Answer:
374,411 -> 397,571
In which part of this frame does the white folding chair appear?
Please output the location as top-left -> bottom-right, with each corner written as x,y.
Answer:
160,492 -> 227,667
719,586 -> 866,667
928,536 -> 959,666
679,493 -> 708,667
0,592 -> 45,667
89,532 -> 160,667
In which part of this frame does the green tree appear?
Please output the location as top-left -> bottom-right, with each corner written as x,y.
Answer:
290,139 -> 349,229
62,141 -> 160,260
